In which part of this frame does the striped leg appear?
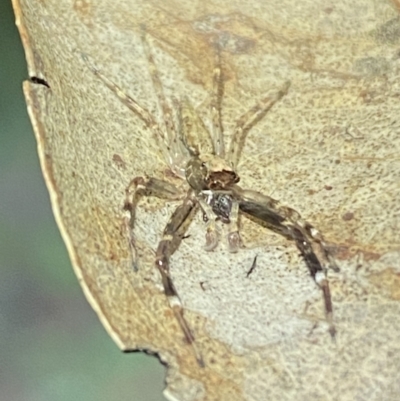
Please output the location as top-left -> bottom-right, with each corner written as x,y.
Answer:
227,81 -> 291,170
227,200 -> 241,253
210,46 -> 225,156
124,176 -> 183,271
140,29 -> 177,156
290,226 -> 335,337
234,186 -> 337,336
155,191 -> 204,366
81,53 -> 174,167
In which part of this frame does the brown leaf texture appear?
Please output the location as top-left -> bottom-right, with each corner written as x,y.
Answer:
14,0 -> 400,399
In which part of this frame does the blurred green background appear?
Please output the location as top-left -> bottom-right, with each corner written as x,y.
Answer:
0,2 -> 166,400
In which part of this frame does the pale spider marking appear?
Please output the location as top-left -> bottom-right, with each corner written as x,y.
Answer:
83,31 -> 339,367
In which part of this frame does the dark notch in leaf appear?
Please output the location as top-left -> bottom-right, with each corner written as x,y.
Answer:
30,76 -> 50,88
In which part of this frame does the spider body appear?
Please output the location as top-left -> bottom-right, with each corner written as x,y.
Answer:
185,154 -> 239,192
84,31 -> 339,367
208,192 -> 234,224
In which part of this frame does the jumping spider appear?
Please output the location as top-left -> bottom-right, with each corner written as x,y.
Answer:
84,31 -> 339,367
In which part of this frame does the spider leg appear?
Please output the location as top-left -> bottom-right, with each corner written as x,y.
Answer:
178,97 -> 214,157
142,31 -> 217,176
197,197 -> 220,251
81,53 -> 173,168
290,226 -> 335,337
303,224 -> 340,273
227,81 -> 290,170
155,191 -> 204,366
227,200 -> 241,253
210,46 -> 225,156
140,30 -> 177,150
124,176 -> 184,270
233,186 -> 337,336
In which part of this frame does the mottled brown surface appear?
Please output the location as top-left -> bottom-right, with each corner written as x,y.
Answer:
14,0 -> 400,399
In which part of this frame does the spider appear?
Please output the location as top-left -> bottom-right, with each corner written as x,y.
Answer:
83,31 -> 339,367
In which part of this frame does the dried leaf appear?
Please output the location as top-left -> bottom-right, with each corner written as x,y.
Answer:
14,0 -> 400,399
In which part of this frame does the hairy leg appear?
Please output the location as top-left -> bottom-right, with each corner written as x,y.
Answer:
227,81 -> 291,169
81,53 -> 174,168
227,200 -> 241,253
210,46 -> 225,156
124,176 -> 183,270
178,98 -> 214,157
197,197 -> 220,251
290,226 -> 335,337
154,191 -> 204,366
140,29 -> 177,150
234,186 -> 337,335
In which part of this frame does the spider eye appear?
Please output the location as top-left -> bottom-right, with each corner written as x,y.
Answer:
201,162 -> 206,168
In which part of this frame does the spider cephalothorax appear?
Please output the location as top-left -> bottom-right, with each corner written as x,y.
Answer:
85,31 -> 338,368
186,153 -> 239,192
